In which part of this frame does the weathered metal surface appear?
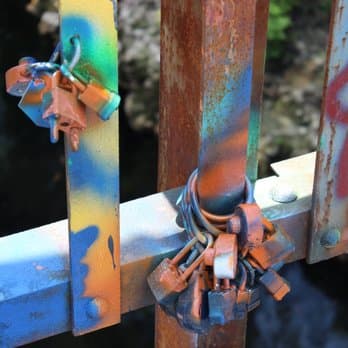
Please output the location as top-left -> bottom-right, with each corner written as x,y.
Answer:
0,220 -> 70,347
0,153 -> 314,346
155,305 -> 247,348
157,1 -> 206,342
194,1 -> 255,345
158,0 -> 203,192
158,0 -> 264,346
308,0 -> 348,263
60,0 -> 121,334
247,0 -> 270,183
197,0 -> 256,214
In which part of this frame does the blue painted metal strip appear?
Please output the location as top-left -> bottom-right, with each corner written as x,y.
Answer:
0,221 -> 70,347
60,0 -> 121,334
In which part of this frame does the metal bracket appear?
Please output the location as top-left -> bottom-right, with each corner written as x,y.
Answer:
60,0 -> 121,334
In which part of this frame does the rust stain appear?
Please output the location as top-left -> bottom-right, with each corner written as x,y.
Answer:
324,120 -> 336,176
339,4 -> 344,23
198,0 -> 256,214
158,0 -> 203,191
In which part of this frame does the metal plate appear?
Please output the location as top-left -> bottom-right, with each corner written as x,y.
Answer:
60,0 -> 120,334
308,0 -> 348,263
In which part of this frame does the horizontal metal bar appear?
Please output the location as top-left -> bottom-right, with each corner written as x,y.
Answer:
0,153 -> 315,346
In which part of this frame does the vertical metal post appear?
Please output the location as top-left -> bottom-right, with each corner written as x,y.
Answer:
308,0 -> 348,263
158,0 -> 203,191
60,0 -> 121,335
196,1 -> 256,214
247,0 -> 270,183
157,1 -> 269,347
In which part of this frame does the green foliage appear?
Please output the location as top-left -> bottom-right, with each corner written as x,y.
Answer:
267,0 -> 299,59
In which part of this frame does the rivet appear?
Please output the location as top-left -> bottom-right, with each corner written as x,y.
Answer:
86,297 -> 108,319
320,228 -> 341,249
270,182 -> 297,203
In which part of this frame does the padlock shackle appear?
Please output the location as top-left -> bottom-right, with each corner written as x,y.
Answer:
180,234 -> 213,282
179,181 -> 209,245
238,263 -> 248,291
170,237 -> 199,266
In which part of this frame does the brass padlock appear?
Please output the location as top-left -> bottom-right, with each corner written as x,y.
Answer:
147,235 -> 212,306
60,65 -> 120,121
259,269 -> 290,301
42,71 -> 87,150
5,57 -> 35,97
247,224 -> 295,270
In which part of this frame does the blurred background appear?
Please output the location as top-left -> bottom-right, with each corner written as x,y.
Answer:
1,0 -> 348,347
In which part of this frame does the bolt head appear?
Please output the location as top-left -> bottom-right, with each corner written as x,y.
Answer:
86,297 -> 108,319
270,182 -> 297,203
320,228 -> 341,248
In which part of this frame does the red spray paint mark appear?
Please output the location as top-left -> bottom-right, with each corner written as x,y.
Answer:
326,65 -> 348,198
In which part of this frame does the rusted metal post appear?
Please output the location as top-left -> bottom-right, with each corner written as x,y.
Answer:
157,1 -> 269,347
196,1 -> 256,214
158,0 -> 203,191
247,0 -> 270,183
308,0 -> 348,263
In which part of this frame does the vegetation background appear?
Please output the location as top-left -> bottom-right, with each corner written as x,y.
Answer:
1,1 -> 348,347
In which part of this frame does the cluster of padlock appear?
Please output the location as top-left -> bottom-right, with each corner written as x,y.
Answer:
5,38 -> 120,151
147,169 -> 295,333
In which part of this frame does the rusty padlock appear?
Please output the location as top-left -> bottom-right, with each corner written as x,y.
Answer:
231,263 -> 260,319
227,203 -> 264,251
208,279 -> 238,325
42,70 -> 87,150
259,268 -> 290,301
204,233 -> 238,280
176,264 -> 210,333
233,263 -> 250,320
147,235 -> 213,306
5,57 -> 35,97
247,223 -> 295,270
60,65 -> 120,121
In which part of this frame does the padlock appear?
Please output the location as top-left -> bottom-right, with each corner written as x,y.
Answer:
227,203 -> 264,251
235,286 -> 261,315
204,233 -> 238,280
5,57 -> 36,97
247,223 -> 295,270
18,73 -> 53,128
259,269 -> 290,301
147,235 -> 212,306
60,65 -> 120,121
176,265 -> 210,333
41,71 -> 87,150
213,233 -> 238,280
208,280 -> 238,325
233,263 -> 249,320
